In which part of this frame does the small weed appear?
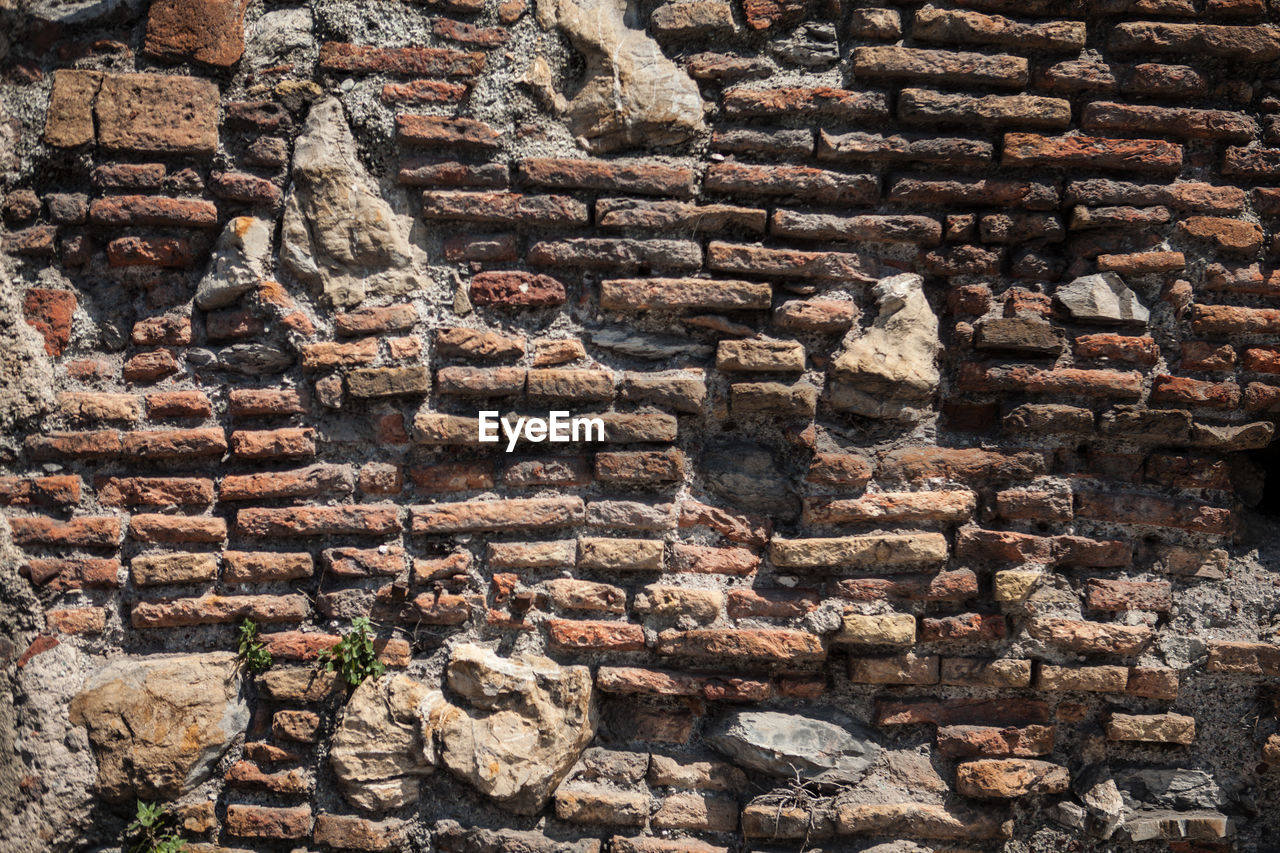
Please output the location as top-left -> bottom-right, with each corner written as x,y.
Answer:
123,800 -> 188,853
319,616 -> 385,687
236,619 -> 272,673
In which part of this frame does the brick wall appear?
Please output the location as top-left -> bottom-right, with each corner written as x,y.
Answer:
3,0 -> 1280,850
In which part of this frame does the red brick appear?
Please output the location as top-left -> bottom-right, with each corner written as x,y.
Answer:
888,177 -> 1058,209
878,448 -> 1044,483
210,171 -> 282,206
1151,375 -> 1241,409
144,391 -> 210,419
397,115 -> 501,149
596,667 -> 771,701
325,546 -> 406,578
94,73 -> 220,156
922,613 -> 1006,643
144,0 -> 249,66
231,428 -> 316,460
706,162 -> 877,205
237,506 -> 400,538
222,552 -> 314,584
97,476 -> 212,507
318,42 -> 484,77
433,17 -> 508,46
8,516 -> 119,547
107,237 -> 193,268
960,364 -> 1142,398
382,80 -> 470,105
1085,579 -> 1173,612
0,475 -> 81,507
670,544 -> 761,576
937,725 -> 1055,759
727,588 -> 819,619
1097,250 -> 1185,275
548,619 -> 646,652
1075,492 -> 1233,535
47,608 -> 107,634
313,814 -> 402,851
407,461 -> 495,492
26,431 -> 122,461
1003,132 -> 1182,172
1083,102 -> 1257,142
470,271 -> 566,308
707,241 -> 873,282
23,557 -> 119,590
412,497 -> 584,534
121,428 -> 226,459
133,594 -> 310,628
852,45 -> 1028,88
656,628 -> 825,664
678,500 -> 771,546
1111,21 -> 1280,61
22,288 -> 75,356
1074,334 -> 1159,365
89,195 -> 218,228
225,804 -> 312,839
722,87 -> 889,122
595,449 -> 684,484
520,158 -> 696,198
876,697 -> 1049,727
835,570 -> 978,603
129,514 -> 226,543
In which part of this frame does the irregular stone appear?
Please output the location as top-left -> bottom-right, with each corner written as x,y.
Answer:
702,440 -> 798,520
536,0 -> 706,151
195,217 -> 273,310
1115,768 -> 1223,811
330,674 -> 446,811
31,0 -> 138,23
707,709 -> 880,783
1054,273 -> 1149,324
437,644 -> 596,814
830,273 -> 939,418
281,99 -> 414,307
69,653 -> 248,801
1075,765 -> 1125,840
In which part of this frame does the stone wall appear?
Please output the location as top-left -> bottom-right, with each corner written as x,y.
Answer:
3,0 -> 1280,851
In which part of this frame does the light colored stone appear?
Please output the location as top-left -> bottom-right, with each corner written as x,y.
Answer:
994,569 -> 1041,601
770,533 -> 948,569
437,644 -> 596,814
195,216 -> 273,310
68,652 -> 248,801
1106,713 -> 1196,745
836,613 -> 917,646
830,273 -> 939,418
281,98 -> 414,307
707,709 -> 880,783
536,0 -> 706,151
634,585 -> 722,623
330,673 -> 445,811
1055,272 -> 1149,324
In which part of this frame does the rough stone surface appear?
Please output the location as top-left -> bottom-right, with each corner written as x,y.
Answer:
330,674 -> 445,811
437,644 -> 596,814
830,273 -> 940,418
707,709 -> 881,783
281,98 -> 415,307
1055,273 -> 1150,324
195,216 -> 273,309
536,0 -> 706,151
68,653 -> 248,801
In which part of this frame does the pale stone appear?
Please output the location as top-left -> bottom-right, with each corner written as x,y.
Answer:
1055,272 -> 1149,324
536,0 -> 706,151
994,569 -> 1041,601
438,644 -> 596,814
830,273 -> 940,418
634,585 -> 723,623
195,216 -> 272,309
707,709 -> 880,783
69,652 -> 248,801
281,98 -> 414,307
330,673 -> 445,811
837,613 -> 917,646
1106,713 -> 1196,745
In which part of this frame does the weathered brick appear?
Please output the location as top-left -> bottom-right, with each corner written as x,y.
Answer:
231,428 -> 315,460
1076,492 -> 1232,534
520,158 -> 696,198
596,198 -> 765,233
708,241 -> 873,282
914,7 -> 1084,50
97,476 -> 212,507
470,271 -> 566,308
888,177 -> 1058,209
706,162 -> 878,205
548,619 -> 645,652
852,45 -> 1027,87
318,42 -> 485,76
656,628 -> 825,664
833,802 -> 1012,840
225,804 -> 312,839
937,725 -> 1054,759
1105,712 -> 1195,745
1026,617 -> 1154,654
236,506 -> 401,537
95,73 -> 220,156
8,516 -> 119,548
1083,102 -> 1257,142
900,89 -> 1071,129
956,759 -> 1070,798
804,491 -> 975,525
133,594 -> 309,627
1003,133 -> 1182,172
601,277 -> 770,311
412,497 -> 584,533
224,552 -> 314,583
1111,21 -> 1280,61
23,557 -> 119,590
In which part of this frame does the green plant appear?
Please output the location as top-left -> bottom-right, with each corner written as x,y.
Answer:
319,616 -> 385,687
124,800 -> 188,853
236,619 -> 272,673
